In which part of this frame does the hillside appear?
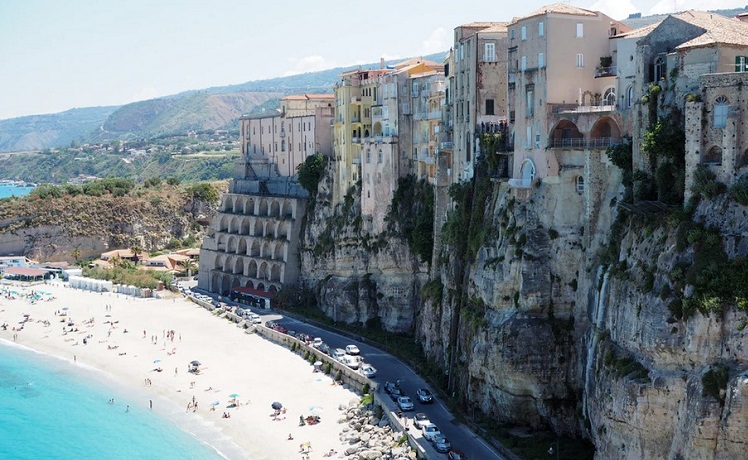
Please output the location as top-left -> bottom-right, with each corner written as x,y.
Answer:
0,52 -> 447,153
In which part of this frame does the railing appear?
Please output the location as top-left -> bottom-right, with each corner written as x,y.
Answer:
427,111 -> 441,120
555,104 -> 616,114
548,137 -> 620,149
595,65 -> 617,78
440,141 -> 453,150
351,137 -> 361,144
508,178 -> 532,189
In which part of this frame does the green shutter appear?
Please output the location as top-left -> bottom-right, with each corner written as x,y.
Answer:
737,56 -> 742,72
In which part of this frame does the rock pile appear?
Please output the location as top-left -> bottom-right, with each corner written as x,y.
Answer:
337,399 -> 417,459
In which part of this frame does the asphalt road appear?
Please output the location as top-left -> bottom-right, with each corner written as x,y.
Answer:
186,285 -> 505,460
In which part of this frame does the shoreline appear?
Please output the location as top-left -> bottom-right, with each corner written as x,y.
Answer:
0,282 -> 357,459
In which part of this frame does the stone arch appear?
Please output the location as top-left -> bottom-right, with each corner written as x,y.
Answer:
273,242 -> 284,261
268,284 -> 278,294
270,264 -> 281,282
581,90 -> 595,106
256,282 -> 266,292
226,235 -> 238,254
214,254 -> 225,270
211,272 -> 222,293
244,279 -> 255,289
603,87 -> 616,106
219,274 -> 232,296
222,256 -> 233,273
626,85 -> 635,108
549,119 -> 582,148
654,56 -> 666,82
373,121 -> 383,136
520,159 -> 536,183
220,195 -> 232,212
252,218 -> 263,237
245,197 -> 255,215
232,196 -> 243,214
258,262 -> 268,280
231,276 -> 241,291
219,215 -> 231,232
216,234 -> 227,252
590,116 -> 621,145
261,241 -> 272,259
281,200 -> 293,218
703,146 -> 722,165
239,216 -> 250,235
228,216 -> 240,234
258,198 -> 269,216
232,257 -> 243,275
237,237 -> 247,256
249,240 -> 261,257
279,222 -> 291,240
270,200 -> 281,217
248,259 -> 258,278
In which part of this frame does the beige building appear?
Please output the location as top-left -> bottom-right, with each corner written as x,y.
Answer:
452,22 -> 509,183
240,94 -> 333,178
411,71 -> 446,184
507,4 -> 629,188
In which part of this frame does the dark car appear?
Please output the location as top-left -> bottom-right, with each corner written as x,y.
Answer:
265,320 -> 277,329
448,450 -> 466,460
318,343 -> 331,355
384,381 -> 399,394
416,388 -> 434,403
389,387 -> 403,401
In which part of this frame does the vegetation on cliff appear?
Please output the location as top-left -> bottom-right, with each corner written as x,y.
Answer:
387,175 -> 434,263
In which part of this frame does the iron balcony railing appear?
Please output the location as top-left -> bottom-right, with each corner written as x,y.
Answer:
548,137 -> 621,149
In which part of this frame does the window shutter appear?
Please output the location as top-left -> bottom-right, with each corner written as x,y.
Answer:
737,56 -> 742,72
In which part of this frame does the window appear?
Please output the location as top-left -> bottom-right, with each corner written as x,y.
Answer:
526,126 -> 532,149
626,86 -> 634,108
484,43 -> 496,62
485,99 -> 495,115
281,140 -> 286,152
654,56 -> 666,81
366,150 -> 371,163
576,54 -> 584,68
521,26 -> 527,40
521,56 -> 527,71
510,29 -> 516,39
603,88 -> 616,106
459,44 -> 464,60
576,23 -> 584,37
576,176 -> 585,194
539,22 -> 544,36
378,150 -> 383,163
736,56 -> 748,72
704,146 -> 723,165
714,95 -> 729,128
538,53 -> 544,68
526,85 -> 534,117
535,134 -> 541,149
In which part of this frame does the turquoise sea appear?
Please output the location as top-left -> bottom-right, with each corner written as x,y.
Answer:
0,342 -> 228,460
0,184 -> 35,199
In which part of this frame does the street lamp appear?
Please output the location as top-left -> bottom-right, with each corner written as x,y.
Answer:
548,439 -> 560,460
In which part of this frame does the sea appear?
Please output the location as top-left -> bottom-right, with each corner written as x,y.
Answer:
0,184 -> 35,199
0,342 -> 229,460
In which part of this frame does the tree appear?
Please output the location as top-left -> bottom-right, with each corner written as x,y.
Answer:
296,153 -> 325,195
130,243 -> 144,265
71,247 -> 82,265
181,258 -> 198,277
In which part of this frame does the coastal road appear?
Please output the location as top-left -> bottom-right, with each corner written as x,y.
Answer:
187,286 -> 505,459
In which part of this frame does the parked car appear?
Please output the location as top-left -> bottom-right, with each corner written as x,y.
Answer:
318,343 -> 331,355
397,396 -> 414,411
249,313 -> 262,324
447,450 -> 466,460
421,423 -> 441,442
345,344 -> 360,355
265,320 -> 277,329
416,388 -> 434,403
360,364 -> 377,378
312,337 -> 323,348
332,348 -> 346,361
413,412 -> 430,429
341,354 -> 360,370
433,434 -> 451,452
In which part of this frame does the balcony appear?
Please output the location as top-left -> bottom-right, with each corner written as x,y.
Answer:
352,137 -> 361,144
595,65 -> 618,78
401,103 -> 411,115
548,137 -> 620,149
440,141 -> 453,150
417,153 -> 435,164
371,106 -> 383,121
508,178 -> 532,189
428,111 -> 441,120
553,104 -> 616,114
351,96 -> 361,104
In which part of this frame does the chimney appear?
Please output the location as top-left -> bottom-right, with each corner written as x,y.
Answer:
381,57 -> 385,69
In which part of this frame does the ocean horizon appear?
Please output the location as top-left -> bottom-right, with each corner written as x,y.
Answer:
0,340 -> 230,460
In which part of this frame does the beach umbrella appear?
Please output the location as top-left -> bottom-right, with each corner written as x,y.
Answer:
23,313 -> 30,317
271,401 -> 283,410
229,393 -> 240,398
190,360 -> 201,366
211,401 -> 220,406
62,307 -> 69,310
153,359 -> 161,364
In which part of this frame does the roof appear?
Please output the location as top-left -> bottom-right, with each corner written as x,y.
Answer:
512,3 -> 597,23
176,248 -> 200,256
614,20 -> 663,39
4,267 -> 47,277
282,94 -> 334,101
101,249 -> 147,260
672,10 -> 748,49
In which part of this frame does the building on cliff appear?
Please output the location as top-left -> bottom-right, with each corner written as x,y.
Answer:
196,95 -> 334,297
451,22 -> 509,183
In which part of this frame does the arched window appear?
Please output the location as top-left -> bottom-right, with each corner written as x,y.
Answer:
576,176 -> 585,194
704,146 -> 723,165
603,87 -> 616,106
714,95 -> 729,128
520,159 -> 536,186
378,150 -> 383,163
626,86 -> 634,108
281,140 -> 286,152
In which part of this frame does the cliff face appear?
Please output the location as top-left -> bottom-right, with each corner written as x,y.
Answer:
300,165 -> 428,332
0,185 -> 220,261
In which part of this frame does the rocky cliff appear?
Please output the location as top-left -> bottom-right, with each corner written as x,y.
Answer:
0,182 -> 223,261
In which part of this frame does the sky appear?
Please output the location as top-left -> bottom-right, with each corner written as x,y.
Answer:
0,0 -> 745,120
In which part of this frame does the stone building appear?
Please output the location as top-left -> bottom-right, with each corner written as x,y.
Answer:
452,22 -> 509,183
685,72 -> 748,201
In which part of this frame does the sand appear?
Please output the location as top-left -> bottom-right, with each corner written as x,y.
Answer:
0,281 -> 356,460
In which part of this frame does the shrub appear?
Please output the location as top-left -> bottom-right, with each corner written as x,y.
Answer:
702,365 -> 729,403
729,175 -> 748,205
692,166 -> 727,199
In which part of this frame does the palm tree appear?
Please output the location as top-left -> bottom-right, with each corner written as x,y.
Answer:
181,259 -> 198,278
71,247 -> 82,266
130,243 -> 144,265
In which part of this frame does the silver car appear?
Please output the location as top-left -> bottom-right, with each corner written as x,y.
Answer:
422,423 -> 441,442
433,434 -> 451,452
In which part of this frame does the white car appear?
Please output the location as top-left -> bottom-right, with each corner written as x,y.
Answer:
422,423 -> 441,442
397,396 -> 414,411
249,313 -> 262,324
413,412 -> 430,429
345,344 -> 360,355
360,364 -> 377,378
312,337 -> 323,348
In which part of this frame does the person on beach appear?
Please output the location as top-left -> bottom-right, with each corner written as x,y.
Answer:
149,400 -> 152,410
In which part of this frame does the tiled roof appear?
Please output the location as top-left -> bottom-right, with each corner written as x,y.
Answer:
461,21 -> 508,29
513,3 -> 597,23
282,94 -> 333,100
673,10 -> 748,49
614,20 -> 663,39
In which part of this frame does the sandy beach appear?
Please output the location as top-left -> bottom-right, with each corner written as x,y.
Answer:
0,282 -> 357,460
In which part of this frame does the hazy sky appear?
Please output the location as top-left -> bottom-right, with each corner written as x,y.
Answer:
0,0 -> 744,120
